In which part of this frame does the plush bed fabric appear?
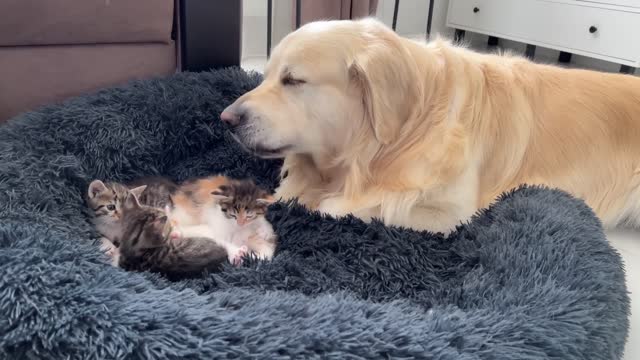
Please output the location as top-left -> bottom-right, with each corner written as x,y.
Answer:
0,68 -> 629,359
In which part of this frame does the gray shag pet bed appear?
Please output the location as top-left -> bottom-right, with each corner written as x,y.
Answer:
0,68 -> 630,359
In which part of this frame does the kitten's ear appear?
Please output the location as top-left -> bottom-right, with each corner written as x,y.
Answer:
256,194 -> 275,205
88,180 -> 108,199
129,185 -> 147,199
123,193 -> 141,210
211,185 -> 230,200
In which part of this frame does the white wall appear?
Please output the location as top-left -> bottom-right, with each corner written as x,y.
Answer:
242,0 -> 634,74
376,0 -> 453,38
242,0 -> 269,59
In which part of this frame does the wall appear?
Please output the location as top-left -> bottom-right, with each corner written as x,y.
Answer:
376,0 -> 453,37
242,0 -> 269,60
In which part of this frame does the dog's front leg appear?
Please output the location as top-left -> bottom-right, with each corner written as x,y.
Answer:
318,195 -> 468,234
319,176 -> 478,234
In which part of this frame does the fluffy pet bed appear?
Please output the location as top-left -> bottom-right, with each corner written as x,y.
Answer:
0,68 -> 629,359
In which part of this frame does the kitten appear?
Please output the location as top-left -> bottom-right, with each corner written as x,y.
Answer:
86,177 -> 177,258
213,179 -> 277,260
86,180 -> 146,257
170,175 -> 229,226
170,178 -> 277,263
117,191 -> 230,280
127,176 -> 178,209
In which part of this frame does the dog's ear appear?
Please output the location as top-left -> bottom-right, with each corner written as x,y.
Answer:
349,30 -> 422,145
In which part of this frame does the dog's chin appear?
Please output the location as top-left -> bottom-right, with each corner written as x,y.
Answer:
228,131 -> 291,159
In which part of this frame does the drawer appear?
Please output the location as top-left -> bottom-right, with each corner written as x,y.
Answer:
577,0 -> 640,8
448,0 -> 640,62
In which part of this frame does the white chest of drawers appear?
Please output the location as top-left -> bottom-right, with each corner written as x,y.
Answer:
446,0 -> 640,72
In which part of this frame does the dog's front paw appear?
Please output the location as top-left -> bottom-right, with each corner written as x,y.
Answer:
317,197 -> 350,217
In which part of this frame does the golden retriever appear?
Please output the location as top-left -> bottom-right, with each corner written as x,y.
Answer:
220,18 -> 640,233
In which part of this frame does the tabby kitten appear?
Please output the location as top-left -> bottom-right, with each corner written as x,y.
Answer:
117,191 -> 230,280
87,180 -> 146,249
86,177 -> 178,258
127,176 -> 178,209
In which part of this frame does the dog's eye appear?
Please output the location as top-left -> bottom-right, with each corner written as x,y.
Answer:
282,76 -> 306,86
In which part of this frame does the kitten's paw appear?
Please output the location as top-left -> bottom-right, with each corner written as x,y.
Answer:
99,238 -> 120,267
100,238 -> 117,255
110,248 -> 121,267
232,246 -> 249,266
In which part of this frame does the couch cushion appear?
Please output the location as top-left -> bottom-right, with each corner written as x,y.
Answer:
0,42 -> 176,121
0,0 -> 174,46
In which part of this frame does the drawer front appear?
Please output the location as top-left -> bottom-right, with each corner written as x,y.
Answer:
577,0 -> 640,8
448,0 -> 640,62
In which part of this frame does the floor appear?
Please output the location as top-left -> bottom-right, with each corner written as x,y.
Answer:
608,230 -> 640,359
241,56 -> 639,359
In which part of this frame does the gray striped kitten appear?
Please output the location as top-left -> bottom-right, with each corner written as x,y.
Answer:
117,191 -> 230,279
86,177 -> 178,256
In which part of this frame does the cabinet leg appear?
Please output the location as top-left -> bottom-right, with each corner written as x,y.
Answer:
525,44 -> 536,60
392,0 -> 400,31
454,29 -> 465,43
620,65 -> 636,74
558,51 -> 572,64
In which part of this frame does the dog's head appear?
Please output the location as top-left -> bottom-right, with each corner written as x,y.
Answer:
221,18 -> 422,159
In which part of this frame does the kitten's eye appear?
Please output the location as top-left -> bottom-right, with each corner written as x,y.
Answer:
282,75 -> 306,86
221,208 -> 227,212
107,204 -> 116,211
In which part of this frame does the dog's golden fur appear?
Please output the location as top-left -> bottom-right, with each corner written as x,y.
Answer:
223,18 -> 640,233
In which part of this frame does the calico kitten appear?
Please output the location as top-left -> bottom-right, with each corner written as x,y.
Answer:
213,180 -> 273,226
117,191 -> 230,280
170,178 -> 277,263
211,179 -> 278,262
170,175 -> 229,226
